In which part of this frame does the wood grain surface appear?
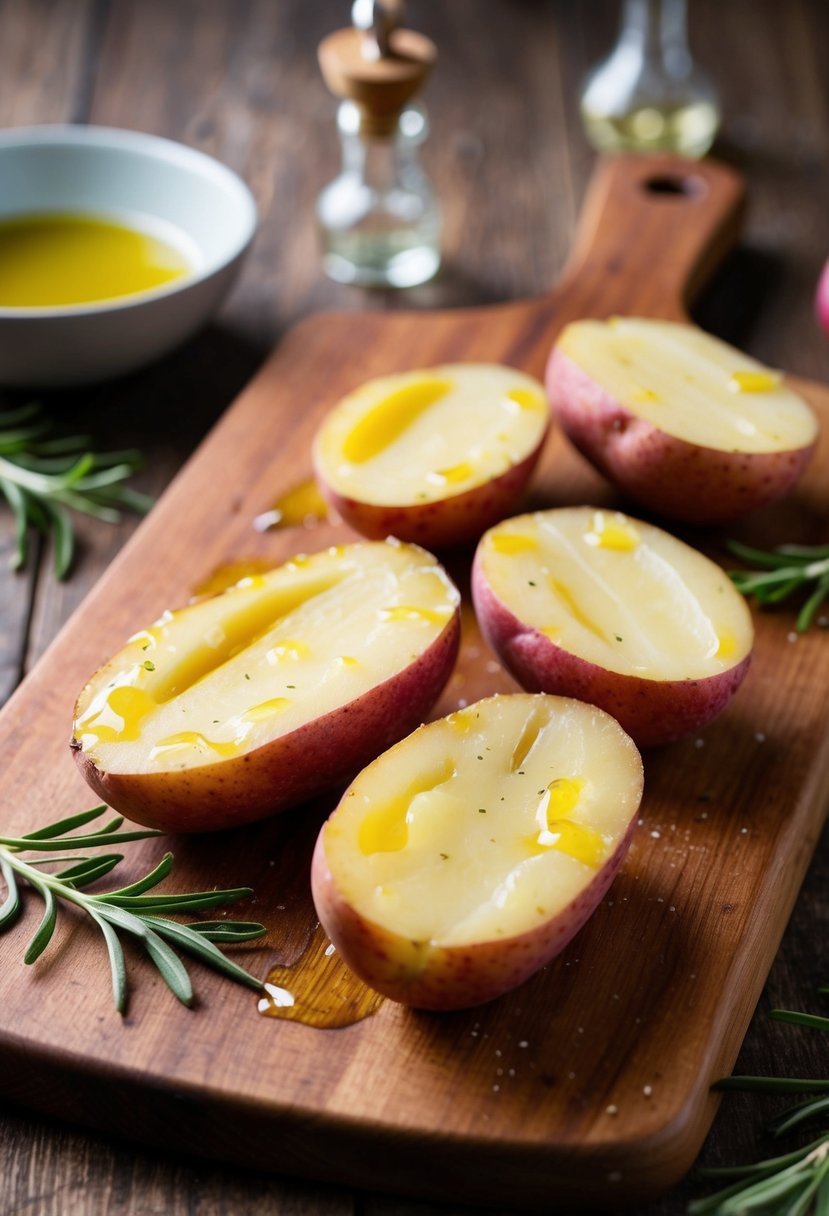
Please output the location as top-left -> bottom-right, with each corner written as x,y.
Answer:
0,140 -> 828,1213
1,3 -> 828,1215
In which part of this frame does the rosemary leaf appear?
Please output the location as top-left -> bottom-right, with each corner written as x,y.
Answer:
0,857 -> 20,927
97,886 -> 255,912
0,403 -> 151,579
0,477 -> 31,571
100,486 -> 154,514
0,807 -> 266,1012
142,927 -> 194,1007
23,882 -> 57,964
87,908 -> 128,1014
41,498 -> 74,579
798,572 -> 829,633
190,920 -> 267,942
55,490 -> 123,524
90,815 -> 126,836
31,433 -> 94,456
143,916 -> 263,990
0,828 -> 163,851
694,984 -> 829,1216
106,852 -> 174,897
54,854 -> 124,887
22,856 -> 92,867
727,540 -> 829,632
795,1156 -> 829,1216
93,901 -> 194,1005
699,1140 -> 829,1183
728,540 -> 818,568
817,1173 -> 829,1216
771,1010 -> 829,1033
60,452 -> 95,488
772,1095 -> 829,1138
22,804 -> 110,840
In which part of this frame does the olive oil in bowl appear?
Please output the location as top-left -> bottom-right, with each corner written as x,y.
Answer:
0,212 -> 192,308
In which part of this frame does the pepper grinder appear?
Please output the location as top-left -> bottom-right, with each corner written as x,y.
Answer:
316,0 -> 440,288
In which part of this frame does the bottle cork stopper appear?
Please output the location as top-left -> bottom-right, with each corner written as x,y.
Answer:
318,15 -> 437,137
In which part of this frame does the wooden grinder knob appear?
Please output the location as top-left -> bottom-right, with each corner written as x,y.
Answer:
318,5 -> 437,137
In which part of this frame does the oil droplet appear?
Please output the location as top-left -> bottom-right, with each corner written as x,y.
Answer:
714,629 -> 737,659
343,377 -> 452,462
506,387 -> 546,411
534,778 -> 608,867
380,605 -> 451,625
258,923 -> 384,1028
267,639 -> 311,664
446,706 -> 476,733
253,478 -> 331,532
357,756 -> 455,855
547,821 -> 607,867
543,776 -> 584,819
491,533 -> 538,555
239,697 -> 291,724
584,511 -> 640,553
150,731 -> 243,760
193,559 -> 276,598
74,684 -> 157,747
729,370 -> 781,394
429,461 -> 473,485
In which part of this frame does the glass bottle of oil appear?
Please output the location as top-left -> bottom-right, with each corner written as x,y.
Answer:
580,0 -> 720,158
316,1 -> 440,288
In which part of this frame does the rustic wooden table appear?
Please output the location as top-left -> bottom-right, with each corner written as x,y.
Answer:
0,1 -> 826,1213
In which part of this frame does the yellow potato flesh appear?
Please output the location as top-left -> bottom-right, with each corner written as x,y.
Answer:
557,318 -> 818,452
322,694 -> 643,948
479,508 -> 753,681
73,541 -> 459,775
314,363 -> 548,505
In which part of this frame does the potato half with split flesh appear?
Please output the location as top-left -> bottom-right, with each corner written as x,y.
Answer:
311,693 -> 644,1011
313,364 -> 550,547
72,542 -> 461,832
472,508 -> 754,747
546,318 -> 819,523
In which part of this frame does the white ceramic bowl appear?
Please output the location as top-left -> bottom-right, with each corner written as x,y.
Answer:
0,125 -> 258,386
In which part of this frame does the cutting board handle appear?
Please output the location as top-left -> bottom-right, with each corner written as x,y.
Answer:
553,153 -> 746,322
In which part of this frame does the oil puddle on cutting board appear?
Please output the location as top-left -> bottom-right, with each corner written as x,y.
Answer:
257,921 -> 384,1028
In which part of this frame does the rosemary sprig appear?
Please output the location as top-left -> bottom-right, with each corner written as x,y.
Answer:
0,402 -> 153,579
0,805 -> 265,1013
688,1139 -> 829,1215
727,540 -> 829,633
690,986 -> 829,1215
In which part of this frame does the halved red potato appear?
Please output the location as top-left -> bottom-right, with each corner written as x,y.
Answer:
472,507 -> 754,747
312,364 -> 550,547
311,693 -> 643,1011
72,541 -> 460,833
546,318 -> 819,523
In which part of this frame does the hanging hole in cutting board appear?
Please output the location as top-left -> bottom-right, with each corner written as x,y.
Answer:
642,173 -> 707,198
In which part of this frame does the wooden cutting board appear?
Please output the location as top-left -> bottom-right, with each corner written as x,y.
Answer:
1,153 -> 828,1212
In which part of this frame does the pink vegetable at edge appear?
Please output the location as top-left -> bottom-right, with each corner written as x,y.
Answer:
816,259 -> 829,336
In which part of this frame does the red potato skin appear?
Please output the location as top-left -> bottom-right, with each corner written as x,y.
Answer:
546,348 -> 817,524
314,439 -> 547,549
71,611 -> 460,834
471,554 -> 750,748
311,811 -> 637,1012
